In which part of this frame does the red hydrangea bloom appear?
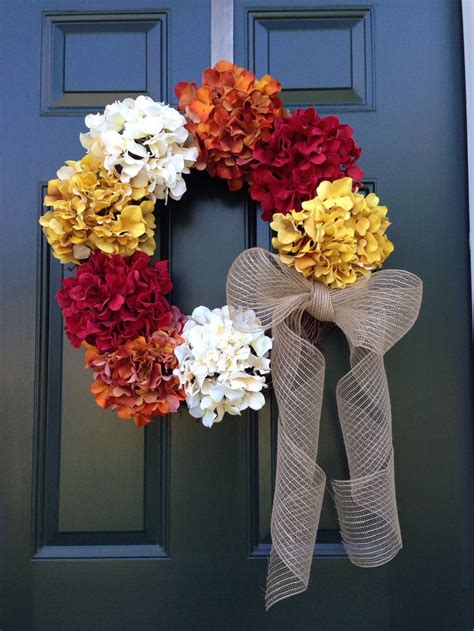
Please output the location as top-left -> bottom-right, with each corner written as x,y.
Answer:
249,108 -> 364,220
57,251 -> 185,352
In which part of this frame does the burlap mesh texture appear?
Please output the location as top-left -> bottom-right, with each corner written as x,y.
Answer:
226,248 -> 422,609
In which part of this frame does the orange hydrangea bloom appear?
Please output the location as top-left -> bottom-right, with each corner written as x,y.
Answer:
86,328 -> 186,427
175,60 -> 284,191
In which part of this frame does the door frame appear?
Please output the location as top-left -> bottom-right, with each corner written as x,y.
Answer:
461,4 -> 473,626
462,0 -> 474,334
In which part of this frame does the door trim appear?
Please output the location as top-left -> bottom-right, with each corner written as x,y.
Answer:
462,0 -> 474,333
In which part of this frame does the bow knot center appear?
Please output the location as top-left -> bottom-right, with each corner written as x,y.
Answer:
307,282 -> 335,322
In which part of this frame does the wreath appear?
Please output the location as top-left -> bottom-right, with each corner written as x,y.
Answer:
39,60 -> 422,609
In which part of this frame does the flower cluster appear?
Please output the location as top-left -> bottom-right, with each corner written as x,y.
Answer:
39,155 -> 155,263
56,251 -> 184,352
86,327 -> 186,427
175,60 -> 284,191
271,178 -> 394,288
249,108 -> 364,220
174,306 -> 272,427
80,96 -> 198,202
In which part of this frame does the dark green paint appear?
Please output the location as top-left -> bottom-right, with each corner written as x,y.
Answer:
0,0 -> 472,629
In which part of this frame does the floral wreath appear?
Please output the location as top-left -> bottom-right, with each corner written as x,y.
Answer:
39,60 -> 422,609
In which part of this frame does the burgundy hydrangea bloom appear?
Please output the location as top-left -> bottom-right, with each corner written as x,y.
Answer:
56,251 -> 185,352
249,107 -> 364,220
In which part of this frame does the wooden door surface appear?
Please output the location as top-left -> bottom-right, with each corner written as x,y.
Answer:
1,0 -> 472,629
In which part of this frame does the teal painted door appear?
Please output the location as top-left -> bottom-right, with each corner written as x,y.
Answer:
1,0 -> 472,629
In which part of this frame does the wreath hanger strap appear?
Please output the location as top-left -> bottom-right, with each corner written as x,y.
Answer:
226,247 -> 422,609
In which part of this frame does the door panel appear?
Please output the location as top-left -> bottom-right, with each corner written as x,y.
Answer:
0,0 -> 472,629
247,6 -> 374,111
236,1 -> 473,629
41,11 -> 171,115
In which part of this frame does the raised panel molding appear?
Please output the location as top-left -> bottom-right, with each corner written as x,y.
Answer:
247,180 -> 376,558
41,11 -> 169,116
33,185 -> 169,558
247,8 -> 375,112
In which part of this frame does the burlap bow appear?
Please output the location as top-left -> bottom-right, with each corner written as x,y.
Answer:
226,247 -> 422,609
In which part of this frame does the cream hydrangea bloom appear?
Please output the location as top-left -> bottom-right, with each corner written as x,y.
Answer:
174,306 -> 272,428
80,96 -> 198,202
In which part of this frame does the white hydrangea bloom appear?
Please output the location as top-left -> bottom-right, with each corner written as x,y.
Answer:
80,95 -> 198,202
174,306 -> 272,428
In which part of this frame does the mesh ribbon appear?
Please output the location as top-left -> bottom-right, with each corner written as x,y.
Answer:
226,248 -> 422,609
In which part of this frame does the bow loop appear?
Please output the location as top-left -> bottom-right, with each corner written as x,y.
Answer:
227,247 -> 310,330
332,269 -> 422,355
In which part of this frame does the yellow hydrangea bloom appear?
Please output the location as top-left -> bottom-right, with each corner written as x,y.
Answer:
39,155 -> 156,264
270,177 -> 394,289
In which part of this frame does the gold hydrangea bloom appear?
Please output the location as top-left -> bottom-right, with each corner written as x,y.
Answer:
39,155 -> 156,264
270,177 -> 394,289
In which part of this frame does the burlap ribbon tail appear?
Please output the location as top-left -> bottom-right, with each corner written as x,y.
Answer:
226,247 -> 422,610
